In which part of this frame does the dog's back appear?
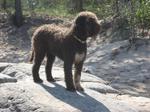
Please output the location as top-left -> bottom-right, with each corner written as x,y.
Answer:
30,24 -> 69,62
32,24 -> 68,41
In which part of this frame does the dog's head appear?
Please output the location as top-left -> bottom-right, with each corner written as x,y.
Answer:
74,11 -> 100,40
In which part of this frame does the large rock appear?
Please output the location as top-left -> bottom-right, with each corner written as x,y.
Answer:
84,39 -> 150,98
0,63 -> 150,112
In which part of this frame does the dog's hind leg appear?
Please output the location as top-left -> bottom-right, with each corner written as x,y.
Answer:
32,49 -> 45,83
45,53 -> 55,82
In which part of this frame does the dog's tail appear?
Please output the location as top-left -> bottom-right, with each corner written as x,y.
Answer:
29,49 -> 34,63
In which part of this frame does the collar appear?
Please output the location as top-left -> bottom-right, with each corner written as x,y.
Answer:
73,35 -> 86,44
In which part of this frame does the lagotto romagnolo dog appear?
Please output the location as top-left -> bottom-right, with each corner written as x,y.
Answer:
30,11 -> 100,91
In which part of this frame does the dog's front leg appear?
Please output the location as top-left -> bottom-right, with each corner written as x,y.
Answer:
64,60 -> 76,91
74,62 -> 84,91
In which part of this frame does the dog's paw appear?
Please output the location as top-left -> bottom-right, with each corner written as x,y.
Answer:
33,78 -> 43,83
76,85 -> 84,91
66,87 -> 76,92
47,78 -> 56,82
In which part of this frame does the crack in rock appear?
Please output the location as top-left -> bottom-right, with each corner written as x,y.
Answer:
0,73 -> 17,83
84,82 -> 119,94
0,65 -> 9,72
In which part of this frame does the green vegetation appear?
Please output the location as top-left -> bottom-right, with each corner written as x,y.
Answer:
136,0 -> 150,28
1,0 -> 150,29
0,0 -> 114,18
22,0 -> 75,18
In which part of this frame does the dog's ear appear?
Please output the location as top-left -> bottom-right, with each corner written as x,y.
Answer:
74,16 -> 88,38
75,16 -> 87,26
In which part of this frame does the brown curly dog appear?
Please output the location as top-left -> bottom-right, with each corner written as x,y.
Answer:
30,11 -> 100,91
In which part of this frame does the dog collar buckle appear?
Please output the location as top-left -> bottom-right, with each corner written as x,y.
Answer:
73,35 -> 86,44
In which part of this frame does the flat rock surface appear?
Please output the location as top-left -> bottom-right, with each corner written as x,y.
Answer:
0,63 -> 150,112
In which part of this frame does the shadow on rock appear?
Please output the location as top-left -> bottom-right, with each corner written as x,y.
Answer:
40,83 -> 110,112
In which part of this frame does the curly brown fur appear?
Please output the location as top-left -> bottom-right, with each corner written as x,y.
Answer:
30,11 -> 100,91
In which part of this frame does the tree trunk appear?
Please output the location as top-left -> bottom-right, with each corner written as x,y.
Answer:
69,0 -> 83,12
2,0 -> 7,10
14,0 -> 23,27
77,0 -> 83,11
113,0 -> 119,16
